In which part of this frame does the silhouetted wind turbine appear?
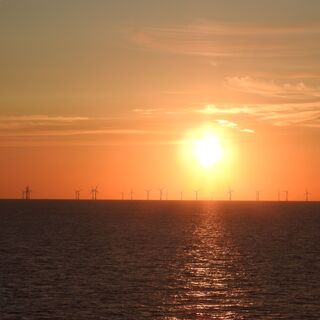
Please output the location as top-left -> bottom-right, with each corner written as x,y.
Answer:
305,189 -> 310,201
256,190 -> 261,201
158,188 -> 164,200
180,191 -> 183,201
145,189 -> 152,200
75,190 -> 81,200
91,186 -> 98,200
228,187 -> 234,201
194,189 -> 200,201
283,190 -> 289,201
23,185 -> 31,200
130,189 -> 135,200
121,191 -> 125,200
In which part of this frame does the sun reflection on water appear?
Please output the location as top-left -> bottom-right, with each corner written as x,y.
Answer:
169,207 -> 249,319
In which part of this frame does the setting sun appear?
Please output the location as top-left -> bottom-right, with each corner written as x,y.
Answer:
193,132 -> 223,168
180,126 -> 226,177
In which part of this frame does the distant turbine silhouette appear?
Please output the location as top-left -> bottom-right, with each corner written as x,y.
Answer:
194,189 -> 200,201
256,190 -> 261,201
305,189 -> 310,201
283,190 -> 289,201
75,190 -> 81,200
121,191 -> 125,200
23,185 -> 31,200
158,188 -> 165,200
145,189 -> 152,200
130,189 -> 134,200
91,186 -> 98,200
228,187 -> 234,201
180,191 -> 183,201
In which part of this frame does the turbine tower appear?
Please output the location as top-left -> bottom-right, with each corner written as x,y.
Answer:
130,189 -> 134,200
194,189 -> 200,201
283,190 -> 289,201
158,188 -> 164,200
228,187 -> 234,201
121,191 -> 125,200
256,190 -> 261,201
75,190 -> 81,200
145,189 -> 152,200
180,191 -> 183,201
91,186 -> 98,200
305,189 -> 310,201
23,185 -> 32,200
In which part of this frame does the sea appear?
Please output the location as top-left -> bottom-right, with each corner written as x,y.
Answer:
0,200 -> 319,319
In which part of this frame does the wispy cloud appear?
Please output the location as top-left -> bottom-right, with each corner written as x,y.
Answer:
0,115 -> 89,122
216,119 -> 238,128
194,104 -> 250,115
0,114 -> 165,142
226,77 -> 320,102
132,21 -> 320,59
241,128 -> 255,133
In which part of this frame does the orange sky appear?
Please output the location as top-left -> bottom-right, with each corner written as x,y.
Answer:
0,0 -> 319,200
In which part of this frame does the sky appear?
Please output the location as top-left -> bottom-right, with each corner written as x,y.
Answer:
0,0 -> 319,200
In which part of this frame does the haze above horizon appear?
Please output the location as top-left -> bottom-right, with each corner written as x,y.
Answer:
0,0 -> 319,200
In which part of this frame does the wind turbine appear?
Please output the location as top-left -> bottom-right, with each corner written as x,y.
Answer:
256,190 -> 261,201
91,186 -> 98,200
23,185 -> 32,200
180,190 -> 183,201
228,187 -> 234,201
305,189 -> 310,201
75,190 -> 81,200
194,189 -> 200,201
121,191 -> 125,200
130,189 -> 135,200
283,190 -> 289,201
158,187 -> 165,200
145,189 -> 152,200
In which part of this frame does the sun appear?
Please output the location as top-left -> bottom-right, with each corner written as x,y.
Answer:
193,133 -> 223,168
181,127 -> 224,170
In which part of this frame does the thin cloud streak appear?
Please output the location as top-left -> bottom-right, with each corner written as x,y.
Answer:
132,21 -> 320,59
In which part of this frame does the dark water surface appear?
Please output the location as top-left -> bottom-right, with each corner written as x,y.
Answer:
0,200 -> 320,319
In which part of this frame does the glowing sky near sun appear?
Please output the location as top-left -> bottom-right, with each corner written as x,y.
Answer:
0,0 -> 319,200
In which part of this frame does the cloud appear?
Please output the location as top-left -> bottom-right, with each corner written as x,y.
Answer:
0,115 -> 89,122
216,119 -> 238,128
241,128 -> 255,133
226,77 -> 320,102
0,129 -> 162,137
132,108 -> 166,116
194,104 -> 250,115
132,21 -> 320,59
0,114 -> 164,141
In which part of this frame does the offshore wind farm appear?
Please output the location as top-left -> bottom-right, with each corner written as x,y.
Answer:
1,0 -> 320,319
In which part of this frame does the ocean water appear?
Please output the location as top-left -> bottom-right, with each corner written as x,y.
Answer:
0,200 -> 320,319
